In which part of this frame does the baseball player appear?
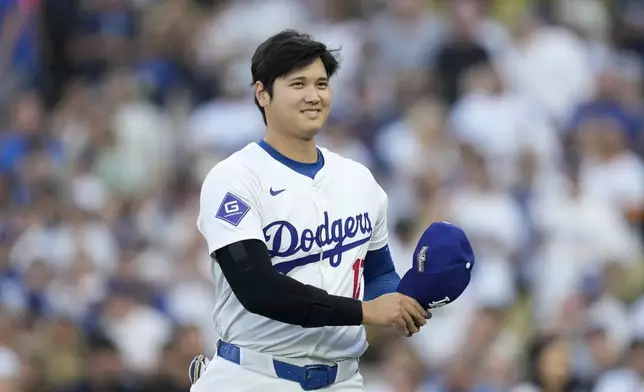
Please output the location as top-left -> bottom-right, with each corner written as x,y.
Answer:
192,30 -> 431,392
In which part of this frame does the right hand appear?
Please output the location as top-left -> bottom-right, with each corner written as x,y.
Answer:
361,293 -> 431,337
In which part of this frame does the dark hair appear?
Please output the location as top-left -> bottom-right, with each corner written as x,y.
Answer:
526,333 -> 560,385
630,338 -> 644,352
525,333 -> 586,391
251,30 -> 341,124
85,332 -> 118,354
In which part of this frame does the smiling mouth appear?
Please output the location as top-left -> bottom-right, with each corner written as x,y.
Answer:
301,109 -> 321,119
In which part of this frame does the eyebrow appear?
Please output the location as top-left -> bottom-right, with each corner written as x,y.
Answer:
288,76 -> 329,82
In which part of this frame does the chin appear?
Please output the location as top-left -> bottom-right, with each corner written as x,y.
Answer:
298,127 -> 321,141
297,120 -> 325,139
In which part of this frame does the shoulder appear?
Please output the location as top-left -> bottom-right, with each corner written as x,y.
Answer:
320,147 -> 380,186
201,143 -> 264,190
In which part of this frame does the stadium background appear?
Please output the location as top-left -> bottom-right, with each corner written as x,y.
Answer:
1,0 -> 643,391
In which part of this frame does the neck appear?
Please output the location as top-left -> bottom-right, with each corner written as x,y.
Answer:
264,128 -> 318,163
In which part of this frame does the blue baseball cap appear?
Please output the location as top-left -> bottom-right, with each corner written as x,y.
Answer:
397,221 -> 475,309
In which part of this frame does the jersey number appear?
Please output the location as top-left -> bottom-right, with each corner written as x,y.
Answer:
352,258 -> 365,299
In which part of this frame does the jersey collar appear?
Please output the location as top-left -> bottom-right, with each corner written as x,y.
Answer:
256,140 -> 325,180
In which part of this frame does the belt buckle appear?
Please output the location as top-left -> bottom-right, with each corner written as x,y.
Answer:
300,364 -> 331,391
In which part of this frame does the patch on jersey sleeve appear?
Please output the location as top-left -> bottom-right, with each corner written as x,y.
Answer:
214,192 -> 251,226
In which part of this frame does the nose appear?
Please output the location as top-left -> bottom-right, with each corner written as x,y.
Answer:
304,88 -> 321,104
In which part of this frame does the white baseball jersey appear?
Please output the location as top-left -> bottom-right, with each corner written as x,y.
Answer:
196,141 -> 388,362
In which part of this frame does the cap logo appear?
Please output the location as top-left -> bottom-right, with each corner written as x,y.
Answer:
428,296 -> 451,308
417,246 -> 428,272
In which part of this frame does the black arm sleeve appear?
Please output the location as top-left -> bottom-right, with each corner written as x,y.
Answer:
213,239 -> 363,328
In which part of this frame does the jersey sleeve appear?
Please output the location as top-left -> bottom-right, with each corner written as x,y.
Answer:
197,166 -> 265,255
369,181 -> 389,251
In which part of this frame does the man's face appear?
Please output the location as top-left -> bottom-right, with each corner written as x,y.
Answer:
261,58 -> 331,140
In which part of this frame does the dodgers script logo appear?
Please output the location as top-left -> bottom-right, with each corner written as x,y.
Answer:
264,211 -> 372,274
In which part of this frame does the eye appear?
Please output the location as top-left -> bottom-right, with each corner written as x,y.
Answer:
291,82 -> 304,88
317,81 -> 328,89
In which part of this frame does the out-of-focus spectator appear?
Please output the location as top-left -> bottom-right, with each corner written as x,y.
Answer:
0,346 -> 21,392
528,162 -> 641,326
0,0 -> 39,104
449,63 -> 561,190
430,0 -> 493,105
362,0 -> 443,117
96,283 -> 173,374
592,339 -> 644,392
512,333 -> 590,392
447,146 -> 524,308
364,335 -> 427,392
498,8 -> 595,126
576,113 -> 644,221
62,332 -> 138,392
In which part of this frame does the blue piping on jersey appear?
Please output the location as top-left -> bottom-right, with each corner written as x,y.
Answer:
363,245 -> 400,300
257,140 -> 324,179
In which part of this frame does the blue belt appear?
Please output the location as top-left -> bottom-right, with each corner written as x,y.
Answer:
217,340 -> 338,391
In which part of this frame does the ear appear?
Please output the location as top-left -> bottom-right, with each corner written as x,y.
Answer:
255,81 -> 270,107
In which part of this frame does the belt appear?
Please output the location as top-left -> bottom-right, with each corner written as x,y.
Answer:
216,340 -> 358,391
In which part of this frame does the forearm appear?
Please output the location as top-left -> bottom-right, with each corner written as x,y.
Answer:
215,239 -> 363,328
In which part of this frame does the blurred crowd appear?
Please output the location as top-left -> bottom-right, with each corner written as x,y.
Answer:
1,0 -> 643,391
